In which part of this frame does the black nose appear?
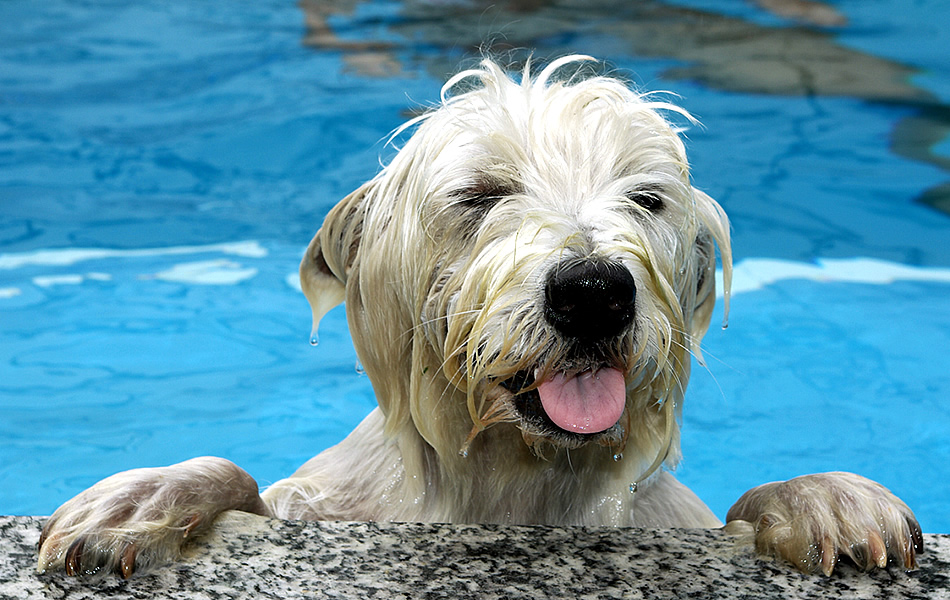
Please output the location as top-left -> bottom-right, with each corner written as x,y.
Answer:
543,261 -> 637,342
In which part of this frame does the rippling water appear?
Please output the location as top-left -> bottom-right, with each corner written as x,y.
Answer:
1,0 -> 948,531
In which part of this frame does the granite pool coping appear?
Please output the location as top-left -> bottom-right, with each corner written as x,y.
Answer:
1,513 -> 946,599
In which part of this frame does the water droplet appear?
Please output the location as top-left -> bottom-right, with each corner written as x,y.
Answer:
309,330 -> 320,346
458,448 -> 469,458
612,453 -> 623,462
629,482 -> 638,494
355,361 -> 365,375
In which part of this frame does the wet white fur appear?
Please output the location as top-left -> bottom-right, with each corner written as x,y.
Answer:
39,56 -> 920,578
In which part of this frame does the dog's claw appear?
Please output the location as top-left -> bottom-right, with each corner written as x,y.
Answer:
181,514 -> 202,539
911,519 -> 925,553
868,530 -> 888,569
118,543 -> 137,579
905,522 -> 922,570
820,534 -> 837,577
64,537 -> 84,577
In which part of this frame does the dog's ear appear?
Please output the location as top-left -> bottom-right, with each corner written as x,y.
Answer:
688,189 -> 732,358
299,182 -> 371,337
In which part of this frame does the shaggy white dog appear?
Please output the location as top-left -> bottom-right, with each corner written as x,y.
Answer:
38,56 -> 921,579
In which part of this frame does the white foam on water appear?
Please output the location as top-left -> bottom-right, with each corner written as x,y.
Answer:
718,257 -> 950,297
32,274 -> 85,288
143,260 -> 259,285
285,272 -> 302,292
0,241 -> 268,270
0,242 -> 267,294
30,272 -> 113,288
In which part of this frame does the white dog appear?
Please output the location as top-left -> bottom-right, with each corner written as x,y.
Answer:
38,56 -> 922,579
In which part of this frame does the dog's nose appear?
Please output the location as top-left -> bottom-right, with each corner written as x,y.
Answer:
543,261 -> 636,341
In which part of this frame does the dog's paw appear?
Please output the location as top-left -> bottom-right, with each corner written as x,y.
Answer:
37,457 -> 266,578
725,472 -> 923,576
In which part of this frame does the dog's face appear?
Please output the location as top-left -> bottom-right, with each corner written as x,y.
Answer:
301,57 -> 731,474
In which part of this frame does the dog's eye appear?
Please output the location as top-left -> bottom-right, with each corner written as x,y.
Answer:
626,188 -> 664,212
453,180 -> 515,215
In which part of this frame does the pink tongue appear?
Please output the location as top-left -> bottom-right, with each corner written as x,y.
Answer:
537,368 -> 626,434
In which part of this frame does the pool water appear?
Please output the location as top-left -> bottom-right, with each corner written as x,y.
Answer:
2,0 -> 949,532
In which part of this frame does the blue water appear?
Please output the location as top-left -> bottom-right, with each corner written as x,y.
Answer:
2,1 -> 949,532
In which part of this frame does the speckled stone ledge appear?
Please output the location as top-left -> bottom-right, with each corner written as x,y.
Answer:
1,514 -> 947,599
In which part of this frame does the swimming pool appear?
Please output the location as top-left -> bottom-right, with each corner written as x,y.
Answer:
1,0 -> 948,533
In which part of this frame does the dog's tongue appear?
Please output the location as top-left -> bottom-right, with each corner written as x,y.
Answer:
537,368 -> 626,434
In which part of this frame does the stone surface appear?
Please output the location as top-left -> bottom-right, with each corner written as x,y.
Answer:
1,513 -> 947,599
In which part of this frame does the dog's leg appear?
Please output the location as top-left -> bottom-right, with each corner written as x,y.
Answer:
725,472 -> 923,575
37,456 -> 269,578
260,408 -> 411,522
630,471 -> 723,528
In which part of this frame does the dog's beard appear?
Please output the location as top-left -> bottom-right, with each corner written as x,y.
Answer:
435,289 -> 682,463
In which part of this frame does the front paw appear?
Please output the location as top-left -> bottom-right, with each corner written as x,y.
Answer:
37,457 -> 266,578
726,472 -> 923,576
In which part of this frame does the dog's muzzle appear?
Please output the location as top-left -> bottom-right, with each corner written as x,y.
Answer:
502,260 -> 636,446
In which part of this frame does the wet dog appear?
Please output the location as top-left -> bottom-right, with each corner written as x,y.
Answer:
38,56 -> 921,578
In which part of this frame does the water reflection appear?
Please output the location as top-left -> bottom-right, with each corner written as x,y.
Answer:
299,0 -> 949,215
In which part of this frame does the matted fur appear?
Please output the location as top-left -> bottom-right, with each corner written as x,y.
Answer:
38,56 -> 920,579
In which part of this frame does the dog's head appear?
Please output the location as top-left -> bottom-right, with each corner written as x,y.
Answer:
301,56 -> 732,478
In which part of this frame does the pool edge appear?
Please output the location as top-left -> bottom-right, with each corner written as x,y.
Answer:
3,513 -> 947,598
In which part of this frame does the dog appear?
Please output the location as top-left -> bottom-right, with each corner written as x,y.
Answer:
37,55 -> 922,579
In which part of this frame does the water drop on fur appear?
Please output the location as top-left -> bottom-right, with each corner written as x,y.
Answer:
629,482 -> 638,494
309,330 -> 320,346
613,453 -> 623,462
355,361 -> 365,375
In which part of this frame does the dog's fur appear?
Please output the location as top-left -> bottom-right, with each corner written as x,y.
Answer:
38,56 -> 922,579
